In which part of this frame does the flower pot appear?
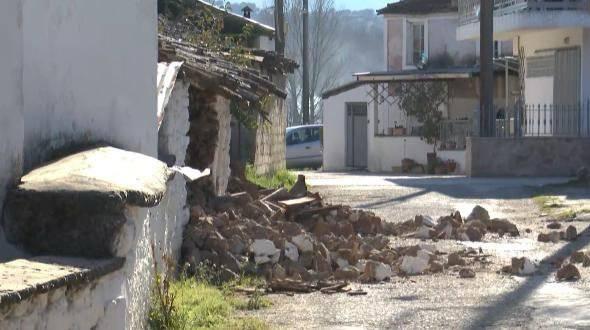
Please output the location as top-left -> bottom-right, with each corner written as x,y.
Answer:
435,165 -> 448,175
393,127 -> 406,136
447,162 -> 457,173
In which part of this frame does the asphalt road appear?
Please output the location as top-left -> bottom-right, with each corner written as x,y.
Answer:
251,172 -> 590,329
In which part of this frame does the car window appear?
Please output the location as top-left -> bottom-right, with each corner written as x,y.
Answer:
287,127 -> 322,145
309,127 -> 320,143
287,129 -> 304,145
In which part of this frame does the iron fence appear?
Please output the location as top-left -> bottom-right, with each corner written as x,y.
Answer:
494,101 -> 590,138
439,119 -> 471,150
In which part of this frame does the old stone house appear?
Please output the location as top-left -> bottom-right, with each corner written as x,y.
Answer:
165,0 -> 298,176
158,36 -> 291,197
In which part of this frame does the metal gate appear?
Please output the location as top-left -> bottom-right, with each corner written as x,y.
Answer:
345,103 -> 368,168
554,47 -> 581,135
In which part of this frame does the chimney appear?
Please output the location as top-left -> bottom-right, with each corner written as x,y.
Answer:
242,6 -> 252,18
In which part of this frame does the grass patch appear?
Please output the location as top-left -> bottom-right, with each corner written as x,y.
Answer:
533,194 -> 590,220
149,263 -> 271,330
533,195 -> 565,211
150,277 -> 270,330
245,164 -> 296,190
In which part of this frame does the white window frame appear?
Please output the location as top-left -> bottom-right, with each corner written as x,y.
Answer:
402,17 -> 429,70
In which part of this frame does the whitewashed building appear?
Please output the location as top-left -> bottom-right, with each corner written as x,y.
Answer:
322,0 -> 514,174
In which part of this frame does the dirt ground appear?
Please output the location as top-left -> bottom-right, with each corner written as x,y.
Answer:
250,172 -> 590,329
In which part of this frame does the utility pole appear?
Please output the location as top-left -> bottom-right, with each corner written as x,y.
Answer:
274,0 -> 285,56
302,0 -> 310,124
480,0 -> 494,136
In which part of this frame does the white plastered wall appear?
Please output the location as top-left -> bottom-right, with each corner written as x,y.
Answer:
323,83 -> 467,174
21,0 -> 158,170
517,28 -> 583,105
322,85 -> 369,171
0,0 -> 25,261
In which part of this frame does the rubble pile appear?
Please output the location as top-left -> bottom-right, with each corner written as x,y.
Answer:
182,175 -> 400,289
180,176 -> 490,291
392,205 -> 519,242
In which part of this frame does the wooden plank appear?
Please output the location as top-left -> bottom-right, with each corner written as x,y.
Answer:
277,196 -> 318,208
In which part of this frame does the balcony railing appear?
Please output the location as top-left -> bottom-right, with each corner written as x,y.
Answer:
493,101 -> 590,138
459,0 -> 590,25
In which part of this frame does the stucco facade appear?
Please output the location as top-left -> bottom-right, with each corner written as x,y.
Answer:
0,1 -> 190,329
323,85 -> 468,174
385,14 -> 479,71
0,0 -> 25,261
21,0 -> 157,170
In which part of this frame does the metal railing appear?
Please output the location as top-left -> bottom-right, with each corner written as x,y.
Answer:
459,0 -> 590,25
440,119 -> 471,150
494,101 -> 590,137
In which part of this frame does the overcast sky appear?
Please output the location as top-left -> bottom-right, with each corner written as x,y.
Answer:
251,0 -> 389,11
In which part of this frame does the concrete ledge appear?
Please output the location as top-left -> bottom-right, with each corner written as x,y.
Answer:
14,146 -> 171,208
0,257 -> 124,308
466,137 -> 590,177
2,146 -> 171,257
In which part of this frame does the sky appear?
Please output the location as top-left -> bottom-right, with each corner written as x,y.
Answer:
251,0 -> 389,11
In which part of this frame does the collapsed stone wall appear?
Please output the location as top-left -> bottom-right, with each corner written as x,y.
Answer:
186,86 -> 232,197
253,96 -> 287,175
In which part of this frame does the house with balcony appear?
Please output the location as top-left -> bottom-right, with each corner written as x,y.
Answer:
321,0 -> 516,174
458,0 -> 590,137
456,0 -> 590,177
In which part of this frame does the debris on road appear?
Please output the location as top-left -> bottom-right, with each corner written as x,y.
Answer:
392,206 -> 519,242
537,225 -> 578,243
181,180 -> 521,293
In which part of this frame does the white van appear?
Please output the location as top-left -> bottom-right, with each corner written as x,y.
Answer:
286,124 -> 323,168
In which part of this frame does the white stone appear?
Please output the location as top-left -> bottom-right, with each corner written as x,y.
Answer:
284,241 -> 299,262
414,226 -> 433,239
292,234 -> 314,253
336,257 -> 350,269
400,255 -> 429,275
356,259 -> 368,272
250,239 -> 280,264
374,263 -> 393,282
422,215 -> 436,227
518,258 -> 537,275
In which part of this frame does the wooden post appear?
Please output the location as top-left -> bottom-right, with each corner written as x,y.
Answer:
274,0 -> 285,56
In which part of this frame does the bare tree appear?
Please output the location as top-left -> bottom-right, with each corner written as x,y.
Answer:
284,0 -> 343,125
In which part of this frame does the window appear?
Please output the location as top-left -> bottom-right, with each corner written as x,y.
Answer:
406,21 -> 426,67
286,127 -> 322,145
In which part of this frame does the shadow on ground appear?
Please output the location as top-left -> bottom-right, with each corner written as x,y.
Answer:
468,226 -> 590,329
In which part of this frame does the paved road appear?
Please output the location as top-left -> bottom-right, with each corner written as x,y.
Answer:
253,172 -> 590,329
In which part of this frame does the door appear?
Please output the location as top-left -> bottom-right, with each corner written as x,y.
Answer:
346,103 -> 368,168
553,47 -> 581,135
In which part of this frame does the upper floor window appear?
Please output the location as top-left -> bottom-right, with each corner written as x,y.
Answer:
405,20 -> 427,68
